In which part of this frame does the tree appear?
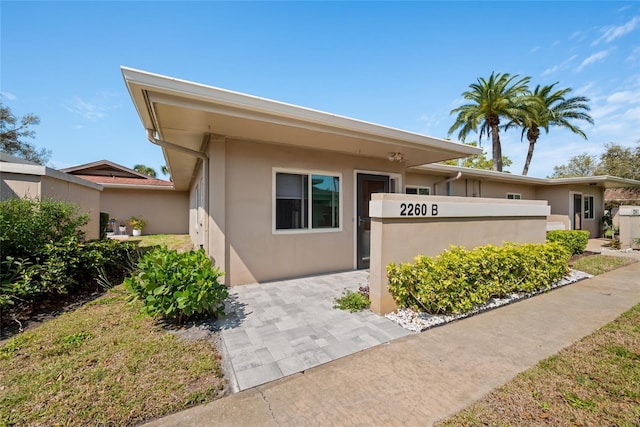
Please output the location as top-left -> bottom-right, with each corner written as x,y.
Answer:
449,72 -> 532,172
506,83 -> 593,176
596,142 -> 640,180
160,165 -> 169,176
133,164 -> 157,178
548,153 -> 599,178
0,103 -> 50,165
440,141 -> 513,171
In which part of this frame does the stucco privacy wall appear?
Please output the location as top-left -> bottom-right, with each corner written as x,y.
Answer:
368,193 -> 550,314
100,188 -> 189,235
1,164 -> 102,240
618,206 -> 640,249
204,138 -> 405,286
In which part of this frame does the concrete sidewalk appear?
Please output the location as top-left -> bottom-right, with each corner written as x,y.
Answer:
144,261 -> 640,427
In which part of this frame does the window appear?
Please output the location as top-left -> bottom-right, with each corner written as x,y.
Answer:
405,186 -> 430,195
584,195 -> 594,219
275,171 -> 340,231
507,193 -> 522,200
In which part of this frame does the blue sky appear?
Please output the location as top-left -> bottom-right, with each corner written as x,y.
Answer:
2,1 -> 639,178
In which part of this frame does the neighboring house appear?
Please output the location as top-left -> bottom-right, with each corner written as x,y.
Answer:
0,152 -> 102,240
407,164 -> 640,239
122,67 -> 640,286
61,160 -> 189,235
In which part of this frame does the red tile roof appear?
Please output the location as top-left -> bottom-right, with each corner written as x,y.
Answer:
76,175 -> 173,187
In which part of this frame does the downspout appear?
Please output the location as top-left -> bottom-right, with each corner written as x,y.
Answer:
146,129 -> 209,250
434,172 -> 462,196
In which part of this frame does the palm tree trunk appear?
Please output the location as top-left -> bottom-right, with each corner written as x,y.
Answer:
491,124 -> 503,172
522,139 -> 536,176
522,126 -> 540,176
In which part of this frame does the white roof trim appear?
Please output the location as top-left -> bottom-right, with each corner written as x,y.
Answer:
121,66 -> 482,157
412,163 -> 640,188
0,162 -> 103,190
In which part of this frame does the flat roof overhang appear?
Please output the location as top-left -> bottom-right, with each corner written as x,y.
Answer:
411,164 -> 640,189
122,67 -> 481,191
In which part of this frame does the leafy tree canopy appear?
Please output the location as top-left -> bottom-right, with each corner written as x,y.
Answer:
0,103 -> 50,165
549,142 -> 639,180
133,164 -> 157,178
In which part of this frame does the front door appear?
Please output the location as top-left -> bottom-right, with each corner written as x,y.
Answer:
573,193 -> 582,230
357,173 -> 389,269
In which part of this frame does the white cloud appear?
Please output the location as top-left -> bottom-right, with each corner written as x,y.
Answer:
0,91 -> 16,101
576,50 -> 610,72
542,54 -> 578,76
592,16 -> 640,45
530,46 -> 540,53
607,90 -> 640,104
62,96 -> 107,120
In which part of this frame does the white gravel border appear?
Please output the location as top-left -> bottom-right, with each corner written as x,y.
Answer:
385,269 -> 593,333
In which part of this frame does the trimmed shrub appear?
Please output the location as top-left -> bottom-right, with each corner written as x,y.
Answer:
546,230 -> 590,255
0,198 -> 88,260
124,247 -> 227,324
387,242 -> 570,315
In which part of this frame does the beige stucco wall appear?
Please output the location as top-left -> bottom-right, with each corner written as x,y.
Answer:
368,193 -> 549,314
1,172 -> 41,200
207,138 -> 405,286
41,176 -> 102,240
405,172 -> 535,199
100,188 -> 189,235
618,207 -> 640,249
535,185 -> 603,237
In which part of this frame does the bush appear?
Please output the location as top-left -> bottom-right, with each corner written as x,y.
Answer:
2,238 -> 138,305
0,198 -> 88,260
333,289 -> 370,312
387,242 -> 570,315
0,198 -> 137,315
546,230 -> 590,255
124,247 -> 227,324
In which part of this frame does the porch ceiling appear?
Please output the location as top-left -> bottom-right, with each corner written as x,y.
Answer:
123,67 -> 481,191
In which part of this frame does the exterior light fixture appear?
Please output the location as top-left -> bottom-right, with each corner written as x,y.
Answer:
388,152 -> 404,162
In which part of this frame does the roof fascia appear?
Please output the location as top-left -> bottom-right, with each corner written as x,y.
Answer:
121,67 -> 482,157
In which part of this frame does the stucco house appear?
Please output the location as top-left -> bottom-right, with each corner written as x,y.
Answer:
122,67 -> 640,286
0,153 -> 102,239
122,67 -> 482,285
61,160 -> 188,235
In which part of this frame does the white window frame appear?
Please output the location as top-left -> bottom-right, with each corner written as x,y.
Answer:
507,193 -> 522,200
584,195 -> 595,220
405,185 -> 431,195
272,167 -> 343,234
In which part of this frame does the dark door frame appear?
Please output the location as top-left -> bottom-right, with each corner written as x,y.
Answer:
356,173 -> 390,269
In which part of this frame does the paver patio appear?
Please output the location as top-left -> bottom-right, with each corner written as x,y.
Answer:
215,270 -> 411,391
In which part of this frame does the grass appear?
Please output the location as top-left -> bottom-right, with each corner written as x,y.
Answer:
437,257 -> 640,427
0,287 -> 226,426
571,254 -> 636,275
128,234 -> 194,252
0,234 -> 225,426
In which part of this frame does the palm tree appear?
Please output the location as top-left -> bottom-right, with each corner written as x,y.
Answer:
133,164 -> 157,178
449,72 -> 532,172
508,83 -> 593,176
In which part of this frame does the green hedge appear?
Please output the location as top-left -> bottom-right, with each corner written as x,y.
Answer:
1,198 -> 137,313
124,247 -> 227,324
387,242 -> 570,315
546,230 -> 590,255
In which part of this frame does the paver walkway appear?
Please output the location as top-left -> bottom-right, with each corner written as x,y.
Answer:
144,259 -> 640,427
215,270 -> 410,391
